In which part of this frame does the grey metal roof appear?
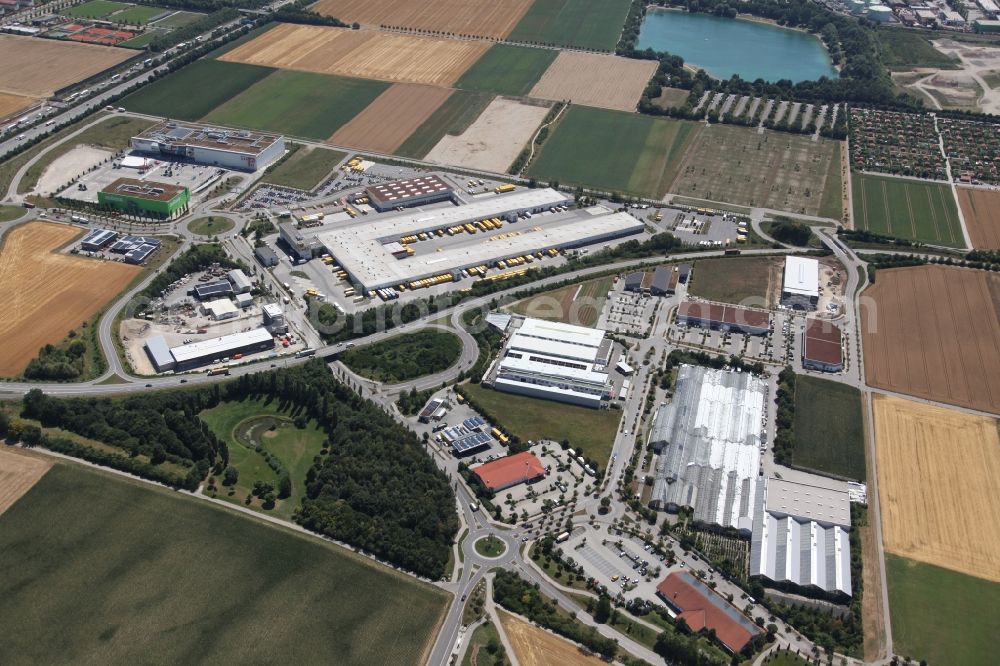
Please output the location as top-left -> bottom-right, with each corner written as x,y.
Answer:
195,281 -> 233,298
145,335 -> 174,370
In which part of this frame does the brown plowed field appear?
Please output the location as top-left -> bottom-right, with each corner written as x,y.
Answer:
957,186 -> 1000,249
873,394 -> 1000,582
0,34 -> 132,98
0,92 -> 35,121
219,23 -> 488,87
0,222 -> 139,376
328,83 -> 452,153
528,52 -> 657,112
861,265 -> 1000,414
0,447 -> 52,517
312,0 -> 533,40
497,610 -> 605,666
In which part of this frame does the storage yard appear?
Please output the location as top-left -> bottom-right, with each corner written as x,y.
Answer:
852,173 -> 964,246
527,52 -> 657,112
0,34 -> 132,100
861,265 -> 1000,414
328,84 -> 453,153
957,186 -> 1000,250
0,448 -> 52,518
873,395 -> 1000,582
311,0 -> 534,40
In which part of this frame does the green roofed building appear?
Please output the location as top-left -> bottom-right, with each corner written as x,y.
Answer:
98,178 -> 190,218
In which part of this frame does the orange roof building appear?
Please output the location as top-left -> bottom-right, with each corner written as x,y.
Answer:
473,452 -> 545,491
656,572 -> 762,654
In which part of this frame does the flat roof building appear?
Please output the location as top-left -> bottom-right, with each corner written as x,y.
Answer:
227,268 -> 252,294
650,265 -> 677,296
656,572 -> 763,653
624,272 -> 644,292
131,120 -> 284,172
255,246 -> 279,267
144,335 -> 175,373
473,451 -> 545,491
676,301 -> 770,335
98,178 -> 189,219
279,221 -> 323,261
167,327 -> 274,371
802,319 -> 843,372
79,227 -> 117,251
194,280 -> 233,300
202,298 -> 237,321
366,175 -> 453,212
781,256 -> 820,310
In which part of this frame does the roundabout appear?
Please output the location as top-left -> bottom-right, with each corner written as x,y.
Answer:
473,534 -> 507,559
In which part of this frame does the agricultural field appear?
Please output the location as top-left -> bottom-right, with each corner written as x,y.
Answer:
791,376 -> 865,480
0,92 -> 35,120
886,554 -> 999,666
688,256 -> 780,307
957,186 -> 1000,249
0,448 -> 51,517
874,394 -> 1000,582
672,125 -> 840,216
328,83 -> 453,153
852,173 -> 964,246
498,610 -> 605,666
312,0 -> 534,40
461,382 -> 621,471
528,52 -> 656,112
862,265 -> 1000,413
528,106 -> 701,198
395,91 -> 494,159
0,222 -> 139,377
219,23 -> 489,87
456,44 -> 558,97
340,329 -> 462,383
0,34 -> 132,98
0,462 -> 448,665
262,145 -> 346,191
508,0 -> 632,51
425,97 -> 549,173
206,70 -> 388,140
507,276 -> 614,327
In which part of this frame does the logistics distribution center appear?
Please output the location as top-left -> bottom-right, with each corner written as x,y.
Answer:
131,121 -> 284,172
97,178 -> 190,218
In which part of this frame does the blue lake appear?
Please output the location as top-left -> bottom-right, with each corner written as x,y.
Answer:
637,9 -> 838,83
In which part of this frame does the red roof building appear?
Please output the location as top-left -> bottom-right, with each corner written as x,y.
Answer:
676,301 -> 771,335
802,318 -> 843,372
473,452 -> 545,491
656,572 -> 762,654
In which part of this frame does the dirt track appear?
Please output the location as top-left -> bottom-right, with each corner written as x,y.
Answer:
861,265 -> 1000,414
0,34 -> 132,98
528,52 -> 657,112
312,0 -> 533,39
957,187 -> 1000,249
328,83 -> 452,153
497,610 -> 606,666
220,24 -> 488,87
0,222 -> 139,376
0,447 -> 52,517
873,394 -> 1000,582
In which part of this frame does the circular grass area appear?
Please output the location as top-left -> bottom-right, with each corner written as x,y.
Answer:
188,216 -> 235,236
473,535 -> 507,558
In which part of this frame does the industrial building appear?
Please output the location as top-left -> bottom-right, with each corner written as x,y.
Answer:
255,246 -> 279,267
750,478 -> 853,597
105,234 -> 161,265
623,272 -> 644,292
227,268 -> 252,294
193,281 -> 233,301
676,301 -> 771,335
473,451 -> 546,491
656,572 -> 762,654
79,227 -> 117,251
780,256 -> 820,310
144,327 -> 275,372
131,121 -> 284,172
279,221 -> 323,261
801,319 -> 843,372
202,298 -> 237,321
97,178 -> 190,219
648,365 -> 766,532
650,265 -> 678,296
488,317 -> 614,408
261,302 -> 287,333
366,175 -> 454,212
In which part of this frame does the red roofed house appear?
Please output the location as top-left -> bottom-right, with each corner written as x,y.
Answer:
656,571 -> 762,654
473,451 -> 545,492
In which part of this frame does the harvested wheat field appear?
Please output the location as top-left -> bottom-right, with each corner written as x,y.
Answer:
957,187 -> 1000,249
425,97 -> 549,172
219,23 -> 488,87
0,448 -> 52,517
328,83 -> 452,153
0,222 -> 139,376
0,34 -> 132,99
873,394 -> 1000,582
0,92 -> 35,120
528,52 -> 657,112
498,610 -> 605,666
312,0 -> 533,40
861,265 -> 1000,414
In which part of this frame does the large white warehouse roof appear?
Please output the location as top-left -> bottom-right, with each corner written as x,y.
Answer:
783,256 -> 819,298
170,328 -> 273,364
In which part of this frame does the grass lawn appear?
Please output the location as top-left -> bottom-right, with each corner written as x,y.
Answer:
508,0 -> 632,51
187,216 -> 234,236
792,376 -> 865,480
0,462 -> 447,665
765,650 -> 811,665
64,0 -> 127,19
886,554 -> 999,666
205,70 -> 388,140
688,256 -> 775,306
118,28 -> 166,48
462,620 -> 511,666
0,204 -> 24,221
817,140 -> 844,220
112,5 -> 166,23
852,173 -> 964,247
121,59 -> 274,120
262,144 -> 347,191
341,329 -> 462,383
457,44 -> 558,96
199,398 -> 327,520
507,275 -> 613,327
876,28 -> 960,71
474,535 -> 507,557
527,105 -> 700,198
395,90 -> 494,159
153,10 -> 202,28
461,382 -> 621,471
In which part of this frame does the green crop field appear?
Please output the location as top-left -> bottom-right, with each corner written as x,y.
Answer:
457,45 -> 557,96
205,70 -> 389,140
886,554 -> 999,666
395,91 -> 494,159
111,5 -> 166,24
341,329 -> 462,383
0,463 -> 447,665
527,106 -> 700,198
508,0 -> 631,51
852,173 -> 964,247
461,382 -> 621,471
688,256 -> 777,306
262,145 -> 346,191
792,376 -> 865,480
121,59 -> 274,120
65,0 -> 127,19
